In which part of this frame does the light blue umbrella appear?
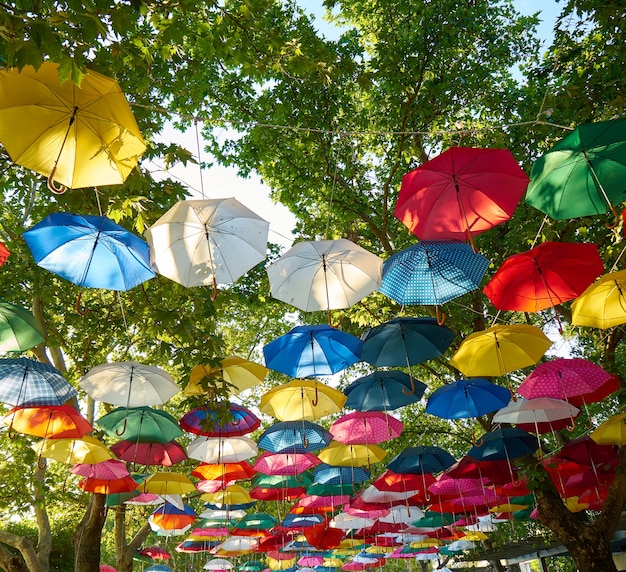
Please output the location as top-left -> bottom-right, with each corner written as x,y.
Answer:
23,212 -> 155,291
258,421 -> 332,453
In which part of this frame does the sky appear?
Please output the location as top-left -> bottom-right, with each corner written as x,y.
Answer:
149,0 -> 564,250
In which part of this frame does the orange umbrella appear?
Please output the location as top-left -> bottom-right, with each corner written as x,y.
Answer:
4,404 -> 92,439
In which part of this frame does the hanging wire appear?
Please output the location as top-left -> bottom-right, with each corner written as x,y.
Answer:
194,117 -> 206,199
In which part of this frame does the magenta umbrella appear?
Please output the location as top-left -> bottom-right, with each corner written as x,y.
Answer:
196,479 -> 237,493
253,451 -> 321,476
427,475 -> 489,499
71,458 -> 130,478
297,494 -> 350,508
517,358 -> 613,404
298,556 -> 325,567
329,411 -> 403,445
110,440 -> 188,466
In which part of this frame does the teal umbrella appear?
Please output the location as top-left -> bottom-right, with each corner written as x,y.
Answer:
0,300 -> 44,352
97,406 -> 183,442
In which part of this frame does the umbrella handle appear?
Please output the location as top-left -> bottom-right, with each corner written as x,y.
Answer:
472,432 -> 484,447
312,384 -> 319,407
606,204 -> 621,229
327,309 -> 342,328
435,307 -> 446,325
37,455 -> 47,470
402,375 -> 416,395
47,166 -> 67,195
75,292 -> 89,315
115,414 -> 129,437
210,276 -> 219,301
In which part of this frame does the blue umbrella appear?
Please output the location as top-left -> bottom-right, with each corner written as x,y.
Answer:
388,445 -> 456,474
145,566 -> 173,572
379,240 -> 489,314
467,427 -> 539,462
343,371 -> 426,411
312,464 -> 370,485
281,512 -> 326,528
425,378 -> 511,419
0,357 -> 77,407
361,317 -> 456,367
258,421 -> 332,453
263,324 -> 362,378
23,212 -> 155,291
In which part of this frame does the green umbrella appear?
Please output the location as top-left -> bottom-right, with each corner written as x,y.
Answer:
239,560 -> 265,571
97,406 -> 183,443
252,473 -> 313,489
0,300 -> 44,352
413,511 -> 456,528
233,513 -> 278,530
525,118 -> 626,221
105,473 -> 149,506
306,482 -> 358,496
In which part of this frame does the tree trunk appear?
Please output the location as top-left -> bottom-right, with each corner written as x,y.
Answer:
0,533 -> 46,572
73,494 -> 107,572
114,506 -> 151,572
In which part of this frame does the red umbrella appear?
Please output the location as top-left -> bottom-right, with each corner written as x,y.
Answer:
72,459 -> 138,494
140,546 -> 171,560
0,241 -> 9,267
483,242 -> 604,313
110,440 -> 187,466
394,146 -> 529,247
304,524 -> 344,549
329,412 -> 403,444
249,486 -> 305,501
372,470 -> 435,492
444,456 -> 518,486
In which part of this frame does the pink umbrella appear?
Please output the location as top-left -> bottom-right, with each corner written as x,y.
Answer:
517,358 -> 613,404
329,412 -> 403,444
298,556 -> 325,567
298,494 -> 350,508
99,566 -> 117,572
427,474 -> 489,499
110,440 -> 188,466
343,503 -> 390,519
253,451 -> 320,476
196,479 -> 237,493
140,546 -> 171,559
71,458 -> 130,478
450,488 -> 505,508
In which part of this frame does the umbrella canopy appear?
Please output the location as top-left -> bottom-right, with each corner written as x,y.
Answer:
191,461 -> 256,482
187,436 -> 258,464
110,440 -> 187,466
141,472 -> 196,495
468,428 -> 539,462
97,406 -> 183,443
151,503 -> 196,530
312,464 -> 371,486
493,397 -> 580,433
425,378 -> 511,419
449,325 -> 552,377
318,442 -> 387,467
34,435 -> 113,464
184,356 -> 269,396
394,146 -> 529,243
483,241 -> 604,312
254,451 -> 321,476
343,371 -> 426,411
0,300 -> 44,352
525,118 -> 626,220
517,358 -> 614,405
0,357 -> 77,407
23,213 -> 154,291
329,412 -> 403,444
203,558 -> 233,570
0,62 -> 145,189
257,421 -> 332,453
201,484 -> 254,508
79,361 -> 179,408
263,324 -> 362,378
3,404 -> 92,439
379,240 -> 490,308
73,459 -> 138,494
591,413 -> 626,446
571,269 -> 626,329
179,403 -> 260,437
145,198 -> 269,288
361,317 -> 455,367
388,446 -> 456,475
267,238 -> 382,312
259,379 -> 347,421
140,546 -> 172,560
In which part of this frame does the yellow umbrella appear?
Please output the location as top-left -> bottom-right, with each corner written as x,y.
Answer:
259,379 -> 346,421
0,62 -> 146,191
449,324 -> 552,377
464,531 -> 488,541
184,356 -> 269,397
33,435 -> 112,464
317,441 -> 386,467
410,539 -> 441,548
489,501 -> 531,513
591,412 -> 626,445
571,270 -> 626,329
141,472 -> 196,495
267,556 -> 297,570
564,496 -> 588,513
200,484 -> 252,506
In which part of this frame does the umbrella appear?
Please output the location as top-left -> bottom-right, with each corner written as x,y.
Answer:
394,146 -> 529,245
79,361 -> 179,408
329,412 -> 403,444
483,241 -> 604,312
140,546 -> 172,560
259,379 -> 347,421
525,118 -> 626,222
312,464 -> 370,485
233,513 -> 278,532
23,213 -> 154,291
257,421 -> 332,453
73,459 -> 138,494
425,378 -> 511,419
184,356 -> 269,396
151,503 -> 196,530
517,358 -> 614,405
187,436 -> 258,463
388,446 -> 456,474
330,513 -> 375,530
379,241 -> 489,318
0,241 -> 8,267
449,324 -> 552,377
343,371 -> 426,411
110,440 -> 187,466
0,300 -> 44,352
263,324 -> 362,378
204,558 -> 234,570
591,413 -> 626,446
33,435 -> 113,464
145,197 -> 269,290
318,442 -> 387,467
141,472 -> 196,495
191,461 -> 256,481
179,402 -> 261,436
571,269 -> 626,329
493,397 -> 580,433
267,239 -> 382,315
99,566 -> 117,572
0,62 -> 146,190
372,470 -> 435,492
254,451 -> 320,476
97,406 -> 183,442
467,428 -> 539,462
0,357 -> 77,407
3,404 -> 92,439
361,317 -> 455,367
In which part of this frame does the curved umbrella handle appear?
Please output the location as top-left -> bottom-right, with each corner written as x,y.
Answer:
435,307 -> 446,325
311,383 -> 319,407
401,375 -> 416,395
606,204 -> 621,229
327,309 -> 342,328
115,414 -> 129,437
210,276 -> 218,301
76,292 -> 89,315
47,166 -> 67,195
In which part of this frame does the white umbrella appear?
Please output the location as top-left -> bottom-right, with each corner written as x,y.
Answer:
493,397 -> 580,426
214,536 -> 259,554
79,361 -> 179,407
199,508 -> 247,520
447,539 -> 476,551
379,505 -> 424,524
359,485 -> 421,503
145,198 -> 269,288
329,512 -> 375,530
187,436 -> 258,463
267,238 -> 383,312
204,558 -> 234,570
